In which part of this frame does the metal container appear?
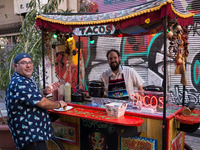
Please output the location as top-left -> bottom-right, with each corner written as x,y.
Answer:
143,85 -> 163,92
71,92 -> 84,102
88,80 -> 105,97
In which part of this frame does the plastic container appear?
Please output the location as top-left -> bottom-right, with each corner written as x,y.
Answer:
105,102 -> 127,118
58,84 -> 65,101
65,82 -> 71,102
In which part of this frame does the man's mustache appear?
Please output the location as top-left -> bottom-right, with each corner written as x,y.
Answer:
111,62 -> 117,64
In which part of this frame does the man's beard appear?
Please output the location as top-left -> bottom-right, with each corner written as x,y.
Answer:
110,61 -> 120,71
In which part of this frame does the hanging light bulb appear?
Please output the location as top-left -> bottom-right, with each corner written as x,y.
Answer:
53,33 -> 58,39
167,28 -> 170,33
115,29 -> 123,37
53,31 -> 59,39
67,33 -> 73,42
89,36 -> 95,44
118,33 -> 123,37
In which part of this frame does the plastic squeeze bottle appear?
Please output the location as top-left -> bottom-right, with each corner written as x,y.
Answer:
65,82 -> 71,102
58,84 -> 65,101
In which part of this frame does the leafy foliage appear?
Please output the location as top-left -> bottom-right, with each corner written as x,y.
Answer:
0,0 -> 70,91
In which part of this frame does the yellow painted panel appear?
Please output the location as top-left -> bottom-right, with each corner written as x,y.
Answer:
139,117 -> 147,137
168,118 -> 183,149
146,118 -> 163,150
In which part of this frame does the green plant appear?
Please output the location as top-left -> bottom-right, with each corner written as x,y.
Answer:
0,0 -> 72,91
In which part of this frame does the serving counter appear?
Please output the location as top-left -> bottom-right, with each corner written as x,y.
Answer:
46,97 -> 187,150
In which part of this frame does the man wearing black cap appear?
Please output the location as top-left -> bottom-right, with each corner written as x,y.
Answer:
5,53 -> 67,150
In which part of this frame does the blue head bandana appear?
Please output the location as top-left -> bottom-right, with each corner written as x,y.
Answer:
14,53 -> 32,64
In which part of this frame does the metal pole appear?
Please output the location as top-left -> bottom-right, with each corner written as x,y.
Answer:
162,16 -> 167,150
182,63 -> 187,106
182,85 -> 185,106
42,28 -> 46,90
77,36 -> 81,89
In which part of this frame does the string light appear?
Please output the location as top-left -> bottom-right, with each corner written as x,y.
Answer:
115,29 -> 123,37
118,33 -> 123,37
89,36 -> 95,44
167,29 -> 170,33
67,33 -> 73,42
53,34 -> 57,38
53,31 -> 60,39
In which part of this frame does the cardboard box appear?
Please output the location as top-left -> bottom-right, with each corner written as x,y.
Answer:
105,102 -> 127,117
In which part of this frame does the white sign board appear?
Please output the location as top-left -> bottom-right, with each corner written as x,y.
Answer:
14,0 -> 30,14
73,24 -> 115,36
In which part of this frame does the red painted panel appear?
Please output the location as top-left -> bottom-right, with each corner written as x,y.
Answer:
175,109 -> 200,124
49,105 -> 143,127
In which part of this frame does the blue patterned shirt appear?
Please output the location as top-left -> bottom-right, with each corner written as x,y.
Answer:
5,72 -> 52,149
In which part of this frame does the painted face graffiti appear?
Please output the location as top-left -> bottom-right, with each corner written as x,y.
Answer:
90,131 -> 106,150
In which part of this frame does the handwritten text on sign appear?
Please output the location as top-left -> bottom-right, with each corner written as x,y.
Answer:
73,24 -> 115,36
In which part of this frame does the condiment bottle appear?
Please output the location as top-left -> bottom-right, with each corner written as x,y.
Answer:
53,89 -> 58,101
65,82 -> 71,102
58,84 -> 65,101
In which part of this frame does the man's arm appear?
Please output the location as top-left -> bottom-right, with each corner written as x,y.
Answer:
100,72 -> 109,97
36,97 -> 67,110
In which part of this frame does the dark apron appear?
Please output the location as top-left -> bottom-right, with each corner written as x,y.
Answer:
108,74 -> 129,99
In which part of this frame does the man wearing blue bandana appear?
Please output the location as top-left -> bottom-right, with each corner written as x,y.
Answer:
5,53 -> 67,150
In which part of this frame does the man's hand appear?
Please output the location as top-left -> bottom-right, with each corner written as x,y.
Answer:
59,101 -> 67,109
44,82 -> 60,95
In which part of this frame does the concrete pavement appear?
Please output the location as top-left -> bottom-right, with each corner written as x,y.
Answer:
0,101 -> 7,117
0,101 -> 6,109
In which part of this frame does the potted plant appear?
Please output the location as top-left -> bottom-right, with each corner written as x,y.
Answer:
0,110 -> 16,150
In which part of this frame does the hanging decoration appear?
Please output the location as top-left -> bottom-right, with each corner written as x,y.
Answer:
49,31 -> 85,88
167,19 -> 189,85
64,33 -> 75,65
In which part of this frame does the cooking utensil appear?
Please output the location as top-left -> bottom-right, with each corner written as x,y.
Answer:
88,80 -> 105,97
187,101 -> 195,110
71,92 -> 84,102
143,85 -> 163,92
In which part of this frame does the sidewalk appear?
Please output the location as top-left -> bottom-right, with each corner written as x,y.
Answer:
0,90 -> 6,116
0,101 -> 7,116
0,101 -> 6,109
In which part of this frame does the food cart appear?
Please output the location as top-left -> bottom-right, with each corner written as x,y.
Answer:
35,0 -> 198,149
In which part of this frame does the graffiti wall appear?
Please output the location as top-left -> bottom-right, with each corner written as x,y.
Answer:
80,0 -> 200,105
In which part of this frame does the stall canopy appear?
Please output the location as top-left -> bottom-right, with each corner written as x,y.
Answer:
36,0 -> 194,36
